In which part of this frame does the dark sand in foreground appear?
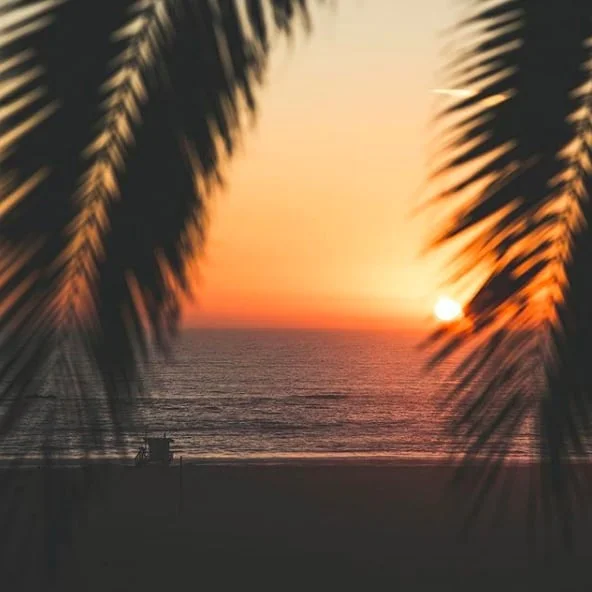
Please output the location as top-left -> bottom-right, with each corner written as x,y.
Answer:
3,462 -> 592,590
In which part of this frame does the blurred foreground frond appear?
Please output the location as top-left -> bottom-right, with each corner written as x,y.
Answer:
427,0 -> 592,537
0,0 -> 314,582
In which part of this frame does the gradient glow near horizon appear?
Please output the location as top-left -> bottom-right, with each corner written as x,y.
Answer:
187,0 -> 461,330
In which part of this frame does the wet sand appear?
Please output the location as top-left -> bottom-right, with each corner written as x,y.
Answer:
3,461 -> 592,590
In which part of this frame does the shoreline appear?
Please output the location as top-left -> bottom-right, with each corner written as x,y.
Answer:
0,452 -> 588,468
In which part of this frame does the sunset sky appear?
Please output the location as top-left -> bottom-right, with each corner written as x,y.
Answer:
186,0 -> 461,330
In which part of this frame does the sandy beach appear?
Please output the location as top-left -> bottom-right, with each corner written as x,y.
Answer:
3,461 -> 592,590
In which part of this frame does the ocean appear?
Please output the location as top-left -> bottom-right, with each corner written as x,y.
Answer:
1,328 -> 538,462
134,328 -> 535,462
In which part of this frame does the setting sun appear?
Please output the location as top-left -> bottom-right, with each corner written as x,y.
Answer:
434,297 -> 463,322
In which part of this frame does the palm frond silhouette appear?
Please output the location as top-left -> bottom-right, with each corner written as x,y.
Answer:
429,0 -> 592,534
0,1 -> 313,582
0,0 -> 312,457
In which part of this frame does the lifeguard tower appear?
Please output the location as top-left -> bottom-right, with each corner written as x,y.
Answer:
135,434 -> 174,466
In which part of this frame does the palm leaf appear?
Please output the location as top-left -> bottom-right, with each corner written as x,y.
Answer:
0,0 -> 313,452
0,0 -> 314,581
82,0 -> 314,437
428,0 -> 592,534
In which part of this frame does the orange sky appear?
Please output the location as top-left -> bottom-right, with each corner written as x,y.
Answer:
185,0 -> 462,330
